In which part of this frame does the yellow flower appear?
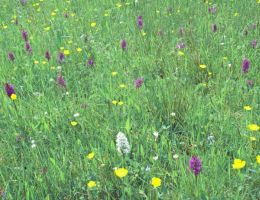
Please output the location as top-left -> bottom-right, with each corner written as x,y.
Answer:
87,152 -> 95,160
247,124 -> 260,131
3,25 -> 8,29
51,12 -> 56,16
256,155 -> 260,165
199,64 -> 207,69
114,168 -> 128,178
71,13 -> 76,17
70,121 -> 78,126
11,94 -> 17,100
42,61 -> 47,65
34,60 -> 39,64
208,72 -> 212,76
250,136 -> 257,141
76,48 -> 82,52
141,30 -> 146,36
104,12 -> 110,17
44,27 -> 51,31
151,177 -> 161,188
112,100 -> 118,105
119,84 -> 126,88
90,22 -> 96,27
118,101 -> 124,106
112,71 -> 118,76
232,159 -> 246,170
234,12 -> 239,17
243,105 -> 252,111
116,3 -> 122,8
87,181 -> 97,188
64,50 -> 70,55
178,51 -> 185,56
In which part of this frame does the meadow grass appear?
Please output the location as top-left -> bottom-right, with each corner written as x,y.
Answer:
0,0 -> 260,199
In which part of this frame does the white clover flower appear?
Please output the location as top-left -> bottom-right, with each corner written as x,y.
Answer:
116,132 -> 131,155
153,131 -> 159,139
73,113 -> 80,117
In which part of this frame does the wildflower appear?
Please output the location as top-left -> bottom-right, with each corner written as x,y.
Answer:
90,22 -> 96,27
189,156 -> 202,176
251,39 -> 257,48
87,181 -> 97,188
211,24 -> 217,32
114,168 -> 128,178
22,30 -> 28,41
8,52 -> 15,61
45,51 -> 51,61
63,50 -> 70,55
11,94 -> 17,100
173,154 -> 179,159
70,121 -> 78,126
20,0 -> 27,5
87,152 -> 95,160
137,16 -> 143,29
25,42 -> 32,53
250,136 -> 256,141
232,159 -> 246,170
112,100 -> 118,105
179,27 -> 185,35
87,58 -> 94,66
207,135 -> 215,145
247,124 -> 260,131
58,52 -> 65,63
199,64 -> 206,69
176,42 -> 185,49
121,39 -> 127,50
243,105 -> 252,111
241,58 -> 250,73
73,113 -> 80,117
135,77 -> 144,89
116,132 -> 131,155
118,101 -> 124,105
208,6 -> 217,14
112,71 -> 118,76
178,51 -> 185,56
153,131 -> 159,140
57,74 -> 66,87
76,47 -> 82,52
256,155 -> 260,165
170,112 -> 176,117
4,83 -> 15,97
119,84 -> 126,88
151,177 -> 161,188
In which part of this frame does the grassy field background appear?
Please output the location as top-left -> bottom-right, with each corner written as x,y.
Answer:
0,0 -> 260,199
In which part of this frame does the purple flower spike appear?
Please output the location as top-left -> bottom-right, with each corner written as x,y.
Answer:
211,24 -> 217,32
25,42 -> 32,53
121,39 -> 126,50
208,6 -> 217,14
247,80 -> 253,87
135,78 -> 144,89
179,27 -> 185,35
58,52 -> 65,63
45,51 -> 51,61
22,30 -> 28,42
251,39 -> 257,48
4,83 -> 15,97
87,58 -> 94,66
189,156 -> 202,176
57,74 -> 66,87
8,52 -> 15,61
176,42 -> 185,49
242,58 -> 250,73
137,16 -> 143,29
20,0 -> 27,5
